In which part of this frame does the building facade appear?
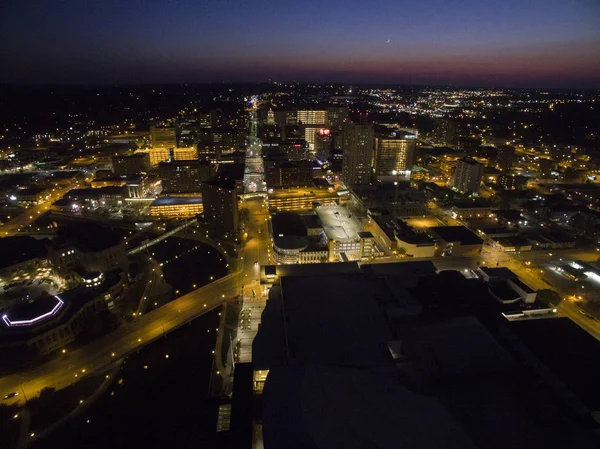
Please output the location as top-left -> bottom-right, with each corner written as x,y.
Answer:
158,160 -> 215,193
374,131 -> 417,183
150,126 -> 177,149
452,157 -> 484,195
111,153 -> 150,176
201,179 -> 242,234
341,121 -> 375,186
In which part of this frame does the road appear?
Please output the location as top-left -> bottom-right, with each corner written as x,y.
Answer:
0,197 -> 270,404
2,179 -> 83,237
3,185 -> 599,402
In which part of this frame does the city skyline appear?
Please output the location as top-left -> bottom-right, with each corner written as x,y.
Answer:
1,0 -> 600,87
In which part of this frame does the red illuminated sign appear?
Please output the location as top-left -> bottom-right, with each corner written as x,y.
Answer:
319,128 -> 330,136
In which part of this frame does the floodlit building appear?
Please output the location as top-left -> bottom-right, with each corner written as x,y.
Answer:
297,110 -> 326,154
150,125 -> 177,149
149,196 -> 203,219
141,147 -> 198,167
315,205 -> 374,261
374,130 -> 416,183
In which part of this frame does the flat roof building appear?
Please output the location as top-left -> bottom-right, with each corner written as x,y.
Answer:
428,226 -> 483,257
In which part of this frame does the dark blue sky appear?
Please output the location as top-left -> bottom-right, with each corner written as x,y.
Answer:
1,0 -> 599,87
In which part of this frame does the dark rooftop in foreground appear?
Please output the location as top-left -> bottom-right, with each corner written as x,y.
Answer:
479,267 -> 518,279
362,260 -> 438,278
509,318 -> 600,412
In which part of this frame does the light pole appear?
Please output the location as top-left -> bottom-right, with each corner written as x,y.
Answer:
392,170 -> 399,211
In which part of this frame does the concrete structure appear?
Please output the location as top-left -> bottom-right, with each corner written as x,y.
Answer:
428,226 -> 483,256
149,196 -> 203,219
341,121 -> 374,186
452,157 -> 484,195
507,278 -> 537,303
374,129 -> 417,183
201,178 -> 242,234
315,205 -> 374,261
253,272 -> 478,449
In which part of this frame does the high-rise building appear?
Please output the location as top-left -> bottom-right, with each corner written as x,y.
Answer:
315,128 -> 332,162
373,129 -> 416,183
111,153 -> 150,176
297,110 -> 326,154
434,118 -> 464,146
197,111 -> 212,128
452,157 -> 484,195
158,160 -> 215,193
150,126 -> 177,149
201,178 -> 243,234
341,121 -> 375,186
265,158 -> 314,188
326,106 -> 349,132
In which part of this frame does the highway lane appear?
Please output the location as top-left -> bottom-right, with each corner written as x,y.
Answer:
0,271 -> 242,403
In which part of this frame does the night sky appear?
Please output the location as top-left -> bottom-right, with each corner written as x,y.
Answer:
1,0 -> 599,87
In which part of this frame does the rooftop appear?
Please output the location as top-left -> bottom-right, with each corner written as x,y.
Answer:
509,318 -> 600,411
429,226 -> 483,245
271,212 -> 308,250
315,205 -> 363,242
255,273 -> 393,368
479,267 -> 518,279
151,196 -> 203,206
2,295 -> 63,326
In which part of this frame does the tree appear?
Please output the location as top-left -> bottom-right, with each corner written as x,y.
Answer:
537,289 -> 561,307
38,387 -> 55,404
